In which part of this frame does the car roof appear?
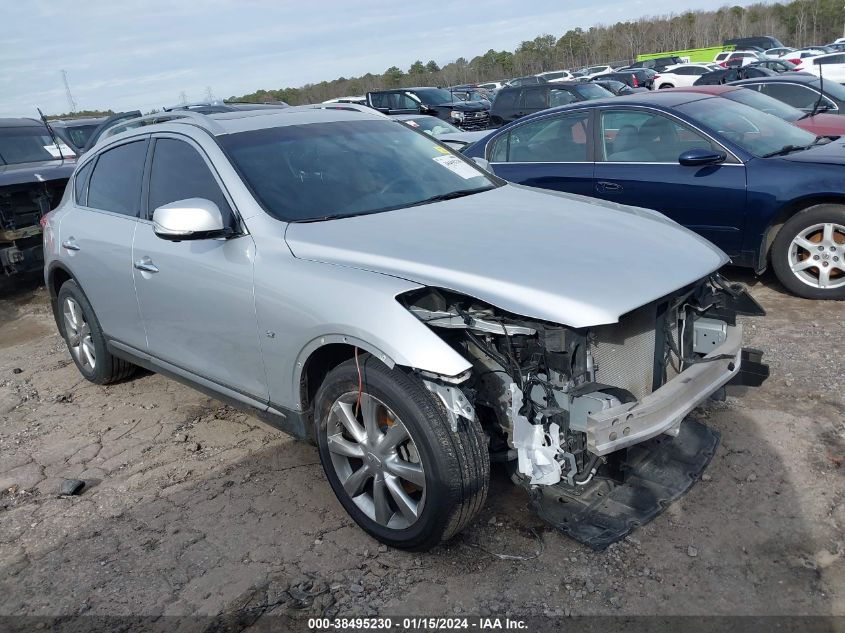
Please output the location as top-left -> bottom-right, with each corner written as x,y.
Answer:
49,117 -> 107,127
98,105 -> 392,144
660,85 -> 741,96
0,117 -> 45,128
731,74 -> 819,84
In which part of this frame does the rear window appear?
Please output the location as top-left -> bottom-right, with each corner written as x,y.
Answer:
87,140 -> 147,216
572,83 -> 613,100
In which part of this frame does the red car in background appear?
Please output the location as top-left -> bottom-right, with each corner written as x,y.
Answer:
663,85 -> 845,136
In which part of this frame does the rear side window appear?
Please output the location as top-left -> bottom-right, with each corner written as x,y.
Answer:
489,112 -> 590,163
522,88 -> 547,110
73,160 -> 94,206
492,90 -> 518,112
148,138 -> 232,219
87,140 -> 147,216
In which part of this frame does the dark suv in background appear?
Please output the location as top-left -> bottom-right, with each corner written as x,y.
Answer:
489,82 -> 612,125
594,69 -> 655,90
366,87 -> 490,130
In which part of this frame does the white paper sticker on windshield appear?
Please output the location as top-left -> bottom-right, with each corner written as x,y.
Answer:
432,155 -> 478,179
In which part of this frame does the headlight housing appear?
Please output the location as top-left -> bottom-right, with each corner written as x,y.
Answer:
450,110 -> 465,121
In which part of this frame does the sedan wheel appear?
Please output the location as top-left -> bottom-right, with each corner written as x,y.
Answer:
787,222 -> 845,290
772,204 -> 845,299
326,392 -> 426,529
63,297 -> 96,371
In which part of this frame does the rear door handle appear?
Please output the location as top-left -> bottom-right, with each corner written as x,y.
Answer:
61,239 -> 80,251
597,181 -> 623,192
134,257 -> 159,274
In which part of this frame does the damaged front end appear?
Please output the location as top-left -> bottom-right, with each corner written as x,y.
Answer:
402,275 -> 767,548
0,177 -> 69,277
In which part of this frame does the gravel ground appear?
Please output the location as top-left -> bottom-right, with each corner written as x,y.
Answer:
0,269 -> 842,626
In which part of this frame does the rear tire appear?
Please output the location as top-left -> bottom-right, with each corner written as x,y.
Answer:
659,83 -> 674,89
56,280 -> 136,383
314,355 -> 489,550
771,204 -> 845,300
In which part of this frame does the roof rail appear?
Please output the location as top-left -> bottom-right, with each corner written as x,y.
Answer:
301,103 -> 387,118
103,110 -> 226,140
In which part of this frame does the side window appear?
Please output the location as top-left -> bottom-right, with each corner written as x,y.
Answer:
549,89 -> 577,107
521,88 -> 547,110
496,113 -> 590,163
370,93 -> 389,109
87,140 -> 147,216
601,110 -> 716,162
73,160 -> 94,206
758,83 -> 819,109
492,89 -> 518,112
148,138 -> 232,220
398,93 -> 419,109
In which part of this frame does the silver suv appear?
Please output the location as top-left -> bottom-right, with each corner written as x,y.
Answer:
43,106 -> 766,550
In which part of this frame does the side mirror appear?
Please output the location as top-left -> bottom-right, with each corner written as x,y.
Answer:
152,198 -> 228,241
472,157 -> 491,171
678,148 -> 727,167
418,104 -> 432,114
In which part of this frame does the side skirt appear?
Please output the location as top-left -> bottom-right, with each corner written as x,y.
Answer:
106,340 -> 312,442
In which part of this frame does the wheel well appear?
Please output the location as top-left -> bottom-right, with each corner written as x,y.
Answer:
299,343 -> 358,412
659,83 -> 673,89
759,196 -> 845,271
47,265 -> 73,301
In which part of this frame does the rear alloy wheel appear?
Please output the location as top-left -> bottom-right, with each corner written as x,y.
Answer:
772,205 -> 845,299
314,355 -> 489,550
56,280 -> 136,383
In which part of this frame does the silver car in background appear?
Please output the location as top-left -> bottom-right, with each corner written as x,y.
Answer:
42,105 -> 766,550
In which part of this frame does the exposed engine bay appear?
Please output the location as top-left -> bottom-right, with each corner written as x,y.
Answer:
0,179 -> 67,276
403,275 -> 768,547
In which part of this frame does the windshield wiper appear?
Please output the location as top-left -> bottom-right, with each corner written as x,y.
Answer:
290,212 -> 368,224
761,136 -> 827,158
408,187 -> 494,207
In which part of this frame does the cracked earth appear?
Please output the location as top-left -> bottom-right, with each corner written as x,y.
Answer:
0,269 -> 842,629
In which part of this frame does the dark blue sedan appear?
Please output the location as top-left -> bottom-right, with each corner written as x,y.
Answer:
463,91 -> 845,299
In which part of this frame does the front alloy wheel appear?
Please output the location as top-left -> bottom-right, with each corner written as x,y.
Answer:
326,392 -> 425,529
788,222 -> 845,290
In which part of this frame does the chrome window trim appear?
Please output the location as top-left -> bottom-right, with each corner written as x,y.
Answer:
596,104 -> 744,165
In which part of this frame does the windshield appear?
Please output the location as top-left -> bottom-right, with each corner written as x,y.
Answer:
723,89 -> 803,122
402,117 -> 462,135
572,83 -> 613,100
413,88 -> 455,105
0,126 -> 62,165
220,119 -> 496,222
676,97 -> 816,157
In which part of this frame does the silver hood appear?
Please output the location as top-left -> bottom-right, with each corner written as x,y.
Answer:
284,184 -> 728,328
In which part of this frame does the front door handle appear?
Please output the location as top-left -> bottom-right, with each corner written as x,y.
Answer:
134,257 -> 159,274
597,181 -> 623,192
61,238 -> 80,251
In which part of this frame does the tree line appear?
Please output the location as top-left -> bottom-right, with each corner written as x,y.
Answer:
229,0 -> 845,105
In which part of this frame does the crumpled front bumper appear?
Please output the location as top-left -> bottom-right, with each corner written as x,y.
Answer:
586,324 -> 744,456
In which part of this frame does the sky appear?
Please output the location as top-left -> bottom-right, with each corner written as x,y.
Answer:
1,0 -> 762,117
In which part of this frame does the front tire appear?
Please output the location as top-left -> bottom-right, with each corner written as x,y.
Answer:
314,355 -> 489,550
57,280 -> 136,383
771,204 -> 845,300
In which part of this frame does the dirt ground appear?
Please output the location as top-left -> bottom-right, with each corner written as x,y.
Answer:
0,269 -> 842,626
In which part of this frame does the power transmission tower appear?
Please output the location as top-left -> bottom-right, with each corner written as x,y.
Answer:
61,70 -> 77,113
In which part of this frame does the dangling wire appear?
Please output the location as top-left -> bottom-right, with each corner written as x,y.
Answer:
354,347 -> 363,418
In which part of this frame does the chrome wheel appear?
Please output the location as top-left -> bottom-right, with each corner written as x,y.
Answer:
788,222 -> 845,290
63,297 -> 95,371
326,392 -> 426,529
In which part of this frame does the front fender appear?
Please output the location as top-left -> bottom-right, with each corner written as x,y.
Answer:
253,255 -> 472,412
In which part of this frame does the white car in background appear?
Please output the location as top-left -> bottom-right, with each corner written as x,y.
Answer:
713,50 -> 762,67
780,48 -> 830,65
653,63 -> 720,88
535,70 -> 575,83
477,81 -> 505,91
795,52 -> 845,83
322,96 -> 367,105
764,46 -> 795,58
577,65 -> 614,80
